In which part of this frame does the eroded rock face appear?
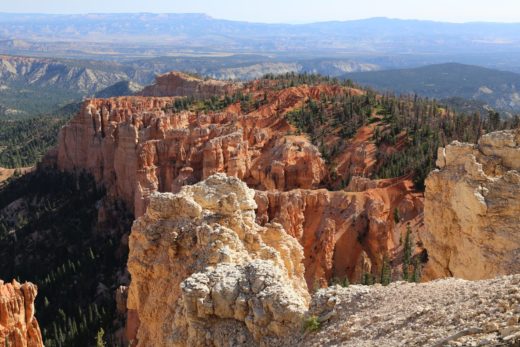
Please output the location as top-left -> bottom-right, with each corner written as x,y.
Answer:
127,174 -> 309,347
138,71 -> 240,98
423,129 -> 520,280
54,74 -> 422,287
255,180 -> 423,288
56,93 -> 326,217
0,280 -> 43,347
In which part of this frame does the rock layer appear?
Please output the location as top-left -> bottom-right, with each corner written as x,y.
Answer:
423,129 -> 520,280
0,280 -> 43,347
255,180 -> 423,288
138,71 -> 240,98
127,174 -> 309,347
56,92 -> 326,217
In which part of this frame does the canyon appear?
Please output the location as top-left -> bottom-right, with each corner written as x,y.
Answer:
54,72 -> 423,288
0,280 -> 42,347
126,173 -> 520,347
22,71 -> 517,346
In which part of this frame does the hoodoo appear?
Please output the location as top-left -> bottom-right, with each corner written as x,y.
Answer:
0,280 -> 43,347
54,73 -> 423,286
126,174 -> 309,346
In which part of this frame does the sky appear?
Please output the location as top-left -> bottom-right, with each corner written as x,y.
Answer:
1,0 -> 520,24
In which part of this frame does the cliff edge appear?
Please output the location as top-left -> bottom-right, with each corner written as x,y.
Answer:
423,129 -> 520,279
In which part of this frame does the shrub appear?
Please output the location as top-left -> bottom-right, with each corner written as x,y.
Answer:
303,315 -> 321,333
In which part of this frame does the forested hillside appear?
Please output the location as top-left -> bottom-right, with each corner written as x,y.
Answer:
345,63 -> 520,113
0,171 -> 132,346
268,73 -> 515,189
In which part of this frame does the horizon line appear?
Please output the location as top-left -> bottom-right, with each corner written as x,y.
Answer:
0,12 -> 520,25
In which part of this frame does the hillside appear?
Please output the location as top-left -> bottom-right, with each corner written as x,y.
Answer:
345,63 -> 520,113
0,171 -> 133,346
298,275 -> 520,346
0,55 -> 380,118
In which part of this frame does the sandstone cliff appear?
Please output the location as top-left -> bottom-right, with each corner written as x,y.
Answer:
423,129 -> 520,280
127,174 -> 309,346
0,280 -> 42,347
56,92 -> 326,218
138,71 -> 240,98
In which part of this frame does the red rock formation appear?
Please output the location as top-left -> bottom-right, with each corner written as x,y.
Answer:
138,71 -> 240,98
54,72 -> 423,286
0,280 -> 43,347
255,179 -> 423,287
56,88 -> 327,217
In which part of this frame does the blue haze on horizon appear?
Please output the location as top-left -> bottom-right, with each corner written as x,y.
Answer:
1,0 -> 520,24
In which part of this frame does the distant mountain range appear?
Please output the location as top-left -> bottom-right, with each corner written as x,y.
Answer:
346,63 -> 520,113
1,14 -> 520,73
1,14 -> 520,54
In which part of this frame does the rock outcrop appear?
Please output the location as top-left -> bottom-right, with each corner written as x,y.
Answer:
423,129 -> 520,280
0,280 -> 43,347
138,71 -> 240,98
127,174 -> 309,347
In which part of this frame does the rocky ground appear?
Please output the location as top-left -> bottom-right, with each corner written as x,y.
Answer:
297,275 -> 520,347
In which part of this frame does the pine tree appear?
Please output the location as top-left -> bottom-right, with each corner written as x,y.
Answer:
380,256 -> 391,286
402,225 -> 412,281
96,328 -> 106,347
362,272 -> 374,285
412,257 -> 422,283
393,208 -> 400,224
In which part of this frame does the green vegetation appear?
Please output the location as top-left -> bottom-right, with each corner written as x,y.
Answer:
329,276 -> 350,287
402,225 -> 412,281
393,208 -> 400,224
96,328 -> 106,347
0,171 -> 132,346
411,257 -> 422,283
345,63 -> 520,113
0,116 -> 69,168
280,73 -> 514,190
380,256 -> 392,286
0,82 -> 81,120
303,315 -> 321,333
164,91 -> 263,114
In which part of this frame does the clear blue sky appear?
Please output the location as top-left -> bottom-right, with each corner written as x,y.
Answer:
1,0 -> 520,23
